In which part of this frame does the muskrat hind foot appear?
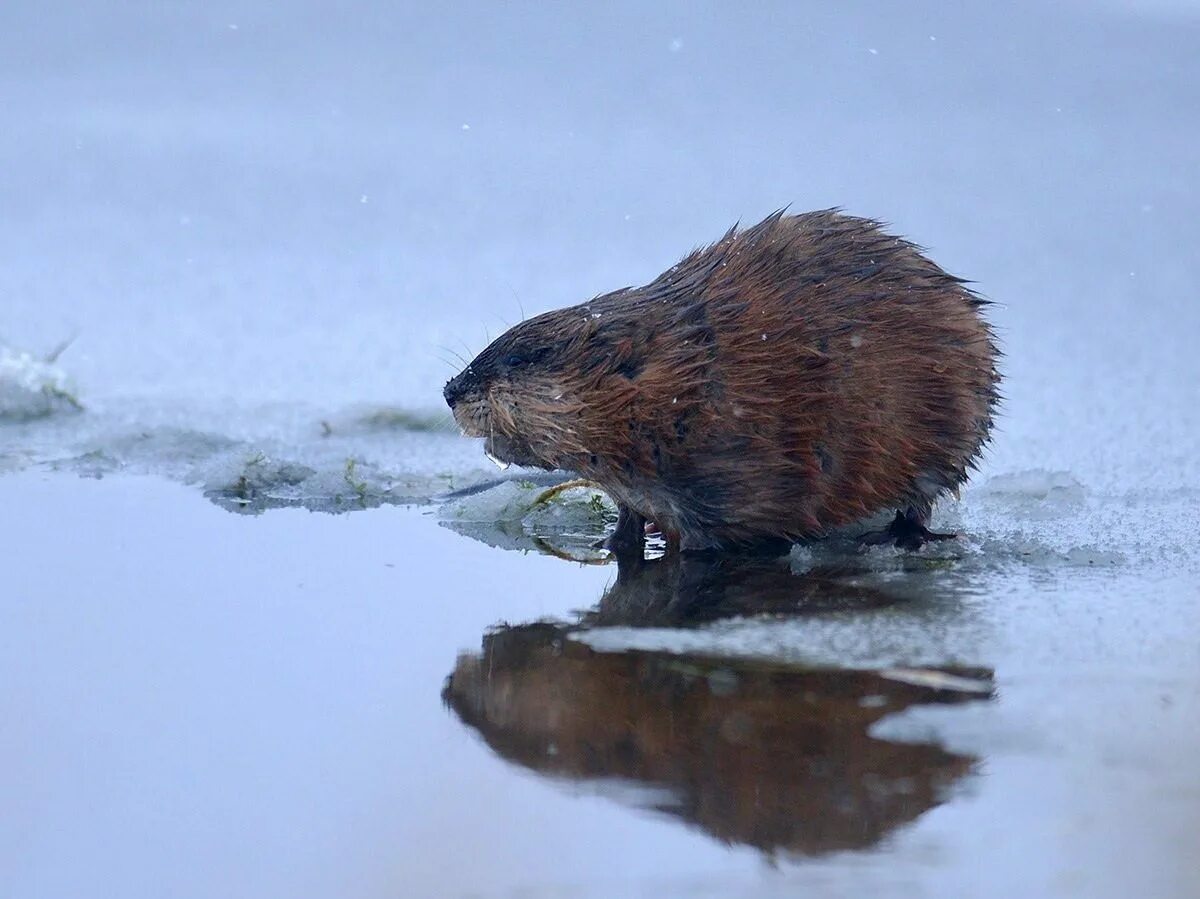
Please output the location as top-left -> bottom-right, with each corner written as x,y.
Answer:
859,509 -> 957,551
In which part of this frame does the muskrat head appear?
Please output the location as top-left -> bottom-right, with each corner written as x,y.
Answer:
443,312 -> 588,469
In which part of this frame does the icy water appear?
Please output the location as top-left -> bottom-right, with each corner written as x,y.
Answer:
3,1 -> 1200,897
4,473 -> 1198,899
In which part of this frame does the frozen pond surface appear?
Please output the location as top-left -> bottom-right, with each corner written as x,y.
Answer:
2,0 -> 1199,896
1,0 -> 1198,501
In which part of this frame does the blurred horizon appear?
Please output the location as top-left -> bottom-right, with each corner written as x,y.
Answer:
1,0 -> 1197,496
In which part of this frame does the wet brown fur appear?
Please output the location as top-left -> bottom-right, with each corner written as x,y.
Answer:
444,209 -> 1000,552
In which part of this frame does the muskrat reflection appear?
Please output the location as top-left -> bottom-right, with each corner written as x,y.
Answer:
585,550 -> 911,627
444,623 -> 993,856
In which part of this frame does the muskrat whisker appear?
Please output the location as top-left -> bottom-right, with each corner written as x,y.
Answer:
438,345 -> 469,367
45,333 -> 79,363
430,409 -> 457,431
506,282 -> 527,322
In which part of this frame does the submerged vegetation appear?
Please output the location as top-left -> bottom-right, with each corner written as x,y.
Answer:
341,406 -> 456,435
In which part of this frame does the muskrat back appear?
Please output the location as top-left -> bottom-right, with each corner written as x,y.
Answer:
444,209 -> 1000,554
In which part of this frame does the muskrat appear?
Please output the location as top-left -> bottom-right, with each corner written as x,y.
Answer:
444,209 -> 1000,555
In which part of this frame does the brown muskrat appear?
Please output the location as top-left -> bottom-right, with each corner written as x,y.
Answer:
444,209 -> 1000,555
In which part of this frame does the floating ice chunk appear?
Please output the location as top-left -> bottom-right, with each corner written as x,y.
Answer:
441,478 -> 613,526
982,470 -> 1085,505
0,344 -> 82,421
192,450 -> 316,502
439,477 -> 615,556
880,667 -> 993,695
190,448 -> 408,513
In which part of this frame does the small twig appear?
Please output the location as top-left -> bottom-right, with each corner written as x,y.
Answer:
531,478 -> 607,508
45,333 -> 79,363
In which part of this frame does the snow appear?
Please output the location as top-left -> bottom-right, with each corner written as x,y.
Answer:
0,344 -> 81,421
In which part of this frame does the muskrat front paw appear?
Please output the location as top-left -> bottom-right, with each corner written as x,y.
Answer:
601,505 -> 647,558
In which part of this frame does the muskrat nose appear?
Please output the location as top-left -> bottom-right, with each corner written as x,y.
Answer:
444,372 -> 472,409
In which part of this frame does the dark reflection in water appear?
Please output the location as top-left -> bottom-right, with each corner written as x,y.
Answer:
444,556 -> 994,856
585,551 -> 908,626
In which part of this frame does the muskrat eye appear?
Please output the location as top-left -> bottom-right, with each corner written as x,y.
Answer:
503,347 -> 551,369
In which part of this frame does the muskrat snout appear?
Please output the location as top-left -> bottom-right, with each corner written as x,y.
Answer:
442,372 -> 469,409
444,364 -> 487,416
445,321 -> 576,447
443,366 -> 492,439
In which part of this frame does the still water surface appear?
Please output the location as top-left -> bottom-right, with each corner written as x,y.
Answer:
3,472 -> 1196,898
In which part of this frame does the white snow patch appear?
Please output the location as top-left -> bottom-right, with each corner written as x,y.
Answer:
0,345 -> 81,421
